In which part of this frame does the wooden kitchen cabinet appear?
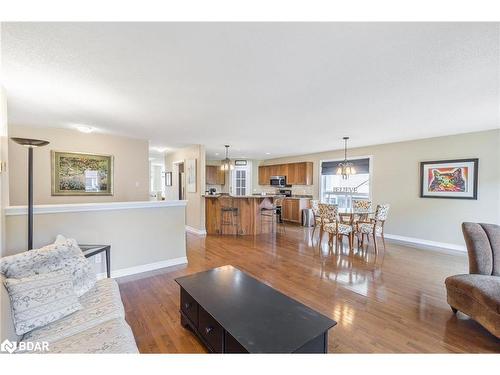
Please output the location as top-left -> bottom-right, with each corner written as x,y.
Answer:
258,165 -> 271,185
281,198 -> 311,223
258,162 -> 313,185
277,164 -> 289,177
287,162 -> 313,185
206,165 -> 225,185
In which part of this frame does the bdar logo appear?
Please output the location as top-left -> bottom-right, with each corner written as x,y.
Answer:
1,339 -> 17,354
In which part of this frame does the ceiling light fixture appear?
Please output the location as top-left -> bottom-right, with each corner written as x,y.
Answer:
152,147 -> 167,153
220,145 -> 234,171
336,136 -> 356,180
265,152 -> 271,155
76,125 -> 94,133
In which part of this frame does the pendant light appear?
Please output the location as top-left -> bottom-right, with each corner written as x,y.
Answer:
336,137 -> 356,179
220,145 -> 234,171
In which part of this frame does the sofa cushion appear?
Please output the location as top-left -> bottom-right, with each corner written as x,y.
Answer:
445,274 -> 500,314
22,278 -> 124,344
3,270 -> 82,335
1,274 -> 20,343
0,238 -> 96,297
19,318 -> 138,354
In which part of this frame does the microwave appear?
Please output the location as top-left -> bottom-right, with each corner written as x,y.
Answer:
270,176 -> 286,187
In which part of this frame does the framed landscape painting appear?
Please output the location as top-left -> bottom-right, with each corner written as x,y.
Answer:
420,158 -> 478,200
51,151 -> 114,196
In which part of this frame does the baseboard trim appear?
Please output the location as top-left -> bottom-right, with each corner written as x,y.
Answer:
96,256 -> 188,279
384,233 -> 466,253
185,225 -> 207,235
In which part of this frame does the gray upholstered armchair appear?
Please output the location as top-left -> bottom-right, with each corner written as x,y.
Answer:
445,222 -> 500,338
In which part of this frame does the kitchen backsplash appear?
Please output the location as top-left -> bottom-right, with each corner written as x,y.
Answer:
254,185 -> 314,196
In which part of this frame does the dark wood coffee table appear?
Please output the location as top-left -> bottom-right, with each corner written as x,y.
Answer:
175,265 -> 337,353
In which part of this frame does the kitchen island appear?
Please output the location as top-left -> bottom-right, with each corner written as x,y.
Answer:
205,194 -> 311,235
205,195 -> 281,235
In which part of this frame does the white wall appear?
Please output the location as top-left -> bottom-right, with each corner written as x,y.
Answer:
0,86 -> 8,258
260,130 -> 500,247
5,202 -> 187,276
0,86 -> 11,343
165,145 -> 206,231
8,125 -> 150,205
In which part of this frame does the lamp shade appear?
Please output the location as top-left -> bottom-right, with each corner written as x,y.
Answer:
11,137 -> 50,147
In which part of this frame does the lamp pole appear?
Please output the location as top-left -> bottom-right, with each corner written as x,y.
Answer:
10,137 -> 50,250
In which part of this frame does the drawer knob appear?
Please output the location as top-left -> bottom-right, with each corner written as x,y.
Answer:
205,326 -> 214,334
184,302 -> 191,310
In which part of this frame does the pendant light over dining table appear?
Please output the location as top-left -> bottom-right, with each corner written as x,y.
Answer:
220,145 -> 234,171
336,136 -> 356,179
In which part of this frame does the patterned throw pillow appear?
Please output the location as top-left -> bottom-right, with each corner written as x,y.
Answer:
4,270 -> 82,335
0,236 -> 96,297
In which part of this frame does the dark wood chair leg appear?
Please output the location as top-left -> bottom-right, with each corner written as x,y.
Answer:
373,233 -> 378,253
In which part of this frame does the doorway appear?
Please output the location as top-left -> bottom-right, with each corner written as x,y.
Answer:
178,162 -> 185,200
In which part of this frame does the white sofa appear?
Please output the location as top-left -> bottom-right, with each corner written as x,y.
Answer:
1,273 -> 138,354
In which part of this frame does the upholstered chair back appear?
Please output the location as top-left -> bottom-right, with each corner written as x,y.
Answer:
318,203 -> 338,222
374,204 -> 390,221
462,222 -> 500,276
353,199 -> 371,211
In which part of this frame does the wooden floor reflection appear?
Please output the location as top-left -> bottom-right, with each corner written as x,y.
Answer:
118,225 -> 500,353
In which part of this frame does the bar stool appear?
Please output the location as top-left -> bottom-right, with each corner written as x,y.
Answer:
220,196 -> 240,235
260,198 -> 285,235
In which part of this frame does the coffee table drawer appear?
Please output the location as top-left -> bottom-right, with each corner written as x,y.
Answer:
198,306 -> 223,353
180,288 -> 198,326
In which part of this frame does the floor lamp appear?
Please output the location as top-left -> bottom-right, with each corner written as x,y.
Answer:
10,137 -> 50,250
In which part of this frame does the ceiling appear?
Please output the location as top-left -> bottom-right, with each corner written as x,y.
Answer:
2,22 -> 499,160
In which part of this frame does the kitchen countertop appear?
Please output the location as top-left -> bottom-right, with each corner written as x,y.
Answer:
203,195 -> 285,199
203,194 -> 312,199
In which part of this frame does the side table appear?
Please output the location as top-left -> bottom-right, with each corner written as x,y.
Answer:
80,244 -> 111,278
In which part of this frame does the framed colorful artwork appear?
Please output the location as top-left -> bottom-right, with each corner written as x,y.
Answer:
51,151 -> 114,196
420,158 -> 478,199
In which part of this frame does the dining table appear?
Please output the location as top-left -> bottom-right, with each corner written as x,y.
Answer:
337,208 -> 375,225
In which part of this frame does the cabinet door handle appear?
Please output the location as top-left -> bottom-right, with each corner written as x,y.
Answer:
184,302 -> 191,310
205,326 -> 214,334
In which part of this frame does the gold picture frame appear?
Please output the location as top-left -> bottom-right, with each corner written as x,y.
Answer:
51,150 -> 114,196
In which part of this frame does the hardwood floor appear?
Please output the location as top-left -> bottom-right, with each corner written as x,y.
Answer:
117,225 -> 500,353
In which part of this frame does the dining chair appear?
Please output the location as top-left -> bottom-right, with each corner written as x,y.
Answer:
352,199 -> 372,211
317,203 -> 336,241
352,199 -> 372,222
318,204 -> 354,252
356,203 -> 390,252
311,199 -> 321,237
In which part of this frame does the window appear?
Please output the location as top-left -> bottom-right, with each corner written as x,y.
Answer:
231,161 -> 252,196
149,160 -> 165,197
320,157 -> 371,209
